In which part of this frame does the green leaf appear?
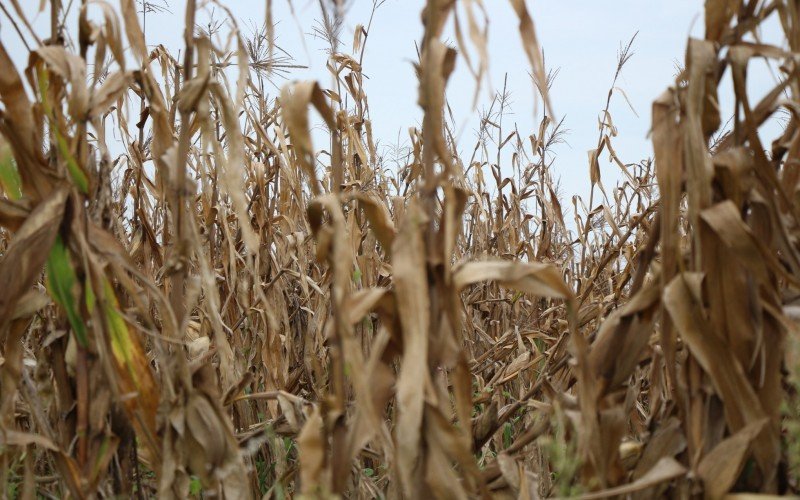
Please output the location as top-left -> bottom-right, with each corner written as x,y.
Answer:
0,143 -> 22,200
37,67 -> 89,194
100,276 -> 139,386
503,422 -> 513,449
189,476 -> 202,496
46,235 -> 88,347
54,129 -> 89,194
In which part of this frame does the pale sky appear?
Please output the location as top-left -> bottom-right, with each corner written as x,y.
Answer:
0,0 -> 784,203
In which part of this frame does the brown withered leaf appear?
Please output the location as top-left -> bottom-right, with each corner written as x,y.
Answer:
705,0 -> 738,42
567,457 -> 686,500
0,187 -> 67,329
698,418 -> 768,500
699,201 -> 772,283
508,0 -> 552,115
184,391 -> 249,498
343,287 -> 390,326
279,81 -> 336,195
418,39 -> 457,176
298,405 -> 327,495
36,46 -> 89,118
392,201 -> 430,497
353,192 -> 396,253
632,417 -> 686,481
589,278 -> 660,389
0,41 -> 51,198
453,260 -> 572,300
89,71 -> 132,118
0,430 -> 58,451
208,81 -> 260,254
119,0 -> 148,63
663,273 -> 779,483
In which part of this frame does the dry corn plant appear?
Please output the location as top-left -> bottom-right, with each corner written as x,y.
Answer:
0,0 -> 799,498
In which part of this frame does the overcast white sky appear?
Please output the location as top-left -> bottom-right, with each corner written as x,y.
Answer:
0,0 -> 784,202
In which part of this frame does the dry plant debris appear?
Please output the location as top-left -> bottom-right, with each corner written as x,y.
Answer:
0,0 -> 799,498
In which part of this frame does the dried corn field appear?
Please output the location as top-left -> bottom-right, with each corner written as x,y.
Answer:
0,0 -> 799,498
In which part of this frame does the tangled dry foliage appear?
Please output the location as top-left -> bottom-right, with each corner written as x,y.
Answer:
1,0 -> 800,497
